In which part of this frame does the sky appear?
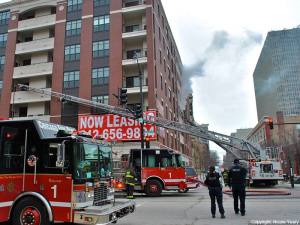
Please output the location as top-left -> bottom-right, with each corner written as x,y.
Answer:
161,0 -> 300,159
1,0 -> 300,159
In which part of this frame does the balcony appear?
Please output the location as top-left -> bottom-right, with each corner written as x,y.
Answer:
126,85 -> 148,94
18,14 -> 56,32
122,0 -> 147,14
13,62 -> 53,79
11,88 -> 51,104
123,76 -> 148,93
10,115 -> 50,122
122,48 -> 147,66
122,24 -> 147,39
15,37 -> 55,55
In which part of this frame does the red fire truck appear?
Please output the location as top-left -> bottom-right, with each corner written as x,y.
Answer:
115,149 -> 187,196
0,119 -> 135,225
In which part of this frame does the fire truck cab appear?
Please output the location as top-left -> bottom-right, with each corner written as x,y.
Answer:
0,119 -> 135,225
116,149 -> 187,197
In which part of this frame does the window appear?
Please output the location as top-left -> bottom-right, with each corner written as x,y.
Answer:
92,95 -> 109,105
66,20 -> 81,36
64,71 -> 80,88
0,33 -> 7,47
94,15 -> 110,32
160,75 -> 163,90
94,0 -> 110,7
92,67 -> 109,85
0,127 -> 25,171
126,76 -> 140,88
67,0 -> 82,12
65,44 -> 80,61
0,80 -> 3,90
0,56 -> 5,70
93,40 -> 109,57
0,11 -> 10,25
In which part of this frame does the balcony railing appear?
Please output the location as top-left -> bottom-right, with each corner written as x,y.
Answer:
18,14 -> 56,31
11,88 -> 52,104
15,37 -> 55,55
13,62 -> 53,79
123,24 -> 146,33
123,0 -> 144,8
123,48 -> 147,60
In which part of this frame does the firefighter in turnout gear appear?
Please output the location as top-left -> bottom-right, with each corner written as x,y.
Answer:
204,166 -> 225,219
228,159 -> 248,216
125,166 -> 136,199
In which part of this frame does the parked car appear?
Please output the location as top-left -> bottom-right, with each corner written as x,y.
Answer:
294,176 -> 300,184
179,167 -> 200,193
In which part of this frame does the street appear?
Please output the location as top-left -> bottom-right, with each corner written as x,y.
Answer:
118,185 -> 300,225
0,184 -> 299,225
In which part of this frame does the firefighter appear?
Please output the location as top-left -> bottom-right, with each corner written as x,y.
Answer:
204,166 -> 225,219
222,169 -> 229,186
125,165 -> 136,199
228,159 -> 248,216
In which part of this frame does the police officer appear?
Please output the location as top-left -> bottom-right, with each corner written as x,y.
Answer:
204,166 -> 225,219
125,166 -> 136,199
228,159 -> 247,216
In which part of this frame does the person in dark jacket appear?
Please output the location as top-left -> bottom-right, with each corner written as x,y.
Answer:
204,166 -> 225,219
124,166 -> 136,199
228,159 -> 248,216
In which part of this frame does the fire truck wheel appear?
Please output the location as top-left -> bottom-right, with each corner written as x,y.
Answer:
178,188 -> 189,193
11,197 -> 50,225
145,180 -> 162,197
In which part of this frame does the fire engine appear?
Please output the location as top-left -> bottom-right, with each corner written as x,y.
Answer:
114,149 -> 187,196
0,119 -> 135,225
16,84 -> 284,186
246,159 -> 283,185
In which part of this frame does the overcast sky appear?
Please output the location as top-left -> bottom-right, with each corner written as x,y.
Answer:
160,0 -> 300,159
1,0 -> 300,159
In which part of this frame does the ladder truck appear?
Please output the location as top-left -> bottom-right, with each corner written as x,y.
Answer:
17,85 -> 284,186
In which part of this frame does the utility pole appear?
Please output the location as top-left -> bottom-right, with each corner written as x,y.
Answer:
135,51 -> 144,177
134,51 -> 144,150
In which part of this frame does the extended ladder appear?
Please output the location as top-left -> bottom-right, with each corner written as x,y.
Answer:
18,84 -> 262,159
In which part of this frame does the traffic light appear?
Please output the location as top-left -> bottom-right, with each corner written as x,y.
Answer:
265,116 -> 274,129
119,88 -> 127,105
135,104 -> 143,118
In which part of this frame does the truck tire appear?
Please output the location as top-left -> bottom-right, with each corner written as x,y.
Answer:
11,196 -> 50,225
178,188 -> 189,193
145,180 -> 162,197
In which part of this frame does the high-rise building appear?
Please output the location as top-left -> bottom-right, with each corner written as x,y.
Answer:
253,28 -> 300,120
0,0 -> 192,161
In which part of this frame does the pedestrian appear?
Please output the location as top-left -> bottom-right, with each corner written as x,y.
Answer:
124,165 -> 136,199
204,166 -> 225,219
228,159 -> 248,216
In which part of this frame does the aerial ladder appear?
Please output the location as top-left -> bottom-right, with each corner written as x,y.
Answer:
17,84 -> 262,160
17,84 -> 284,185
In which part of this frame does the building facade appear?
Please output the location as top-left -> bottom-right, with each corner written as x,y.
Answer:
0,0 -> 193,160
253,28 -> 300,120
247,112 -> 300,175
223,128 -> 252,169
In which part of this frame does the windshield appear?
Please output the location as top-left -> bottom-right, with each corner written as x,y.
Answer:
175,154 -> 184,167
73,142 -> 112,180
186,167 -> 197,176
260,164 -> 273,173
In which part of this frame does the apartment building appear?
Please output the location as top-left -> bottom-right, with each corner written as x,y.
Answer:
0,0 -> 192,161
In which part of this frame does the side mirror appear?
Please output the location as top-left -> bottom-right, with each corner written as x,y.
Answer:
56,144 -> 65,168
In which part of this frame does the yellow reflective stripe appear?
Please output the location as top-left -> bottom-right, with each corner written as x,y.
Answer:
127,183 -> 135,186
126,175 -> 134,178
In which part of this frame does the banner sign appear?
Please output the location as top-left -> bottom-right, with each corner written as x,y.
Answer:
78,111 -> 157,141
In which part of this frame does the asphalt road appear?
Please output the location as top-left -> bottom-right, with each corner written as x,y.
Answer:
1,184 -> 300,225
118,185 -> 300,225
